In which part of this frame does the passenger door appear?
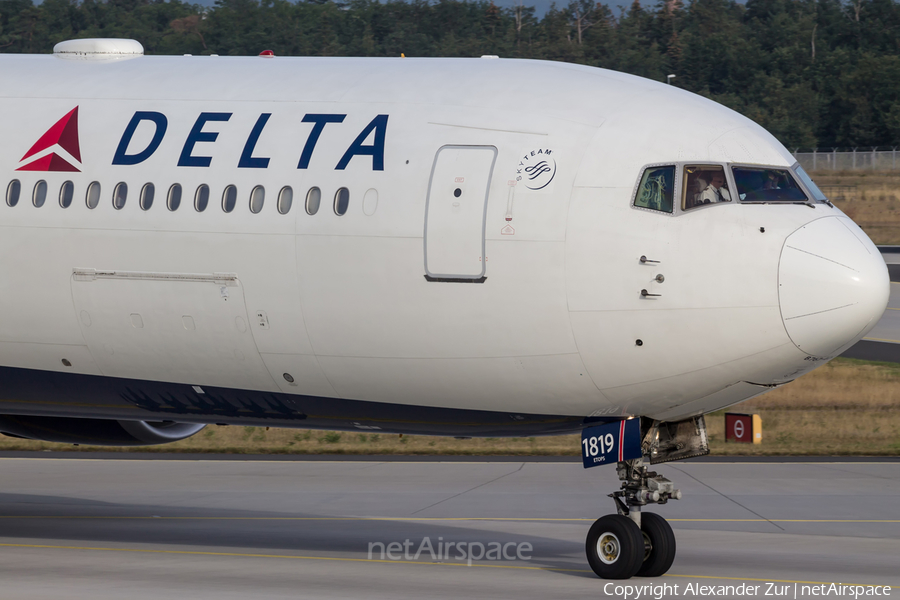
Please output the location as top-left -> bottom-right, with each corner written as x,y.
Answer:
424,145 -> 497,281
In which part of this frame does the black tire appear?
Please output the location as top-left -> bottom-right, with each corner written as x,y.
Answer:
635,512 -> 676,577
585,514 -> 644,579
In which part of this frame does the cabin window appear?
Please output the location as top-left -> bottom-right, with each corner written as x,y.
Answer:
682,165 -> 731,210
86,182 -> 101,209
334,187 -> 350,216
278,186 -> 293,215
113,182 -> 128,209
305,187 -> 321,215
33,180 -> 47,208
633,166 -> 674,213
140,183 -> 155,210
249,185 -> 265,214
59,181 -> 74,208
222,185 -> 237,213
732,167 -> 808,202
194,184 -> 209,212
168,184 -> 182,211
6,180 -> 21,207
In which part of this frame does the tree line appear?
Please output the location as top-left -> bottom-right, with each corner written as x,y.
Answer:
1,0 -> 899,149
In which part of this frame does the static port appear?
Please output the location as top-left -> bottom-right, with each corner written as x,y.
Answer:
283,373 -> 295,383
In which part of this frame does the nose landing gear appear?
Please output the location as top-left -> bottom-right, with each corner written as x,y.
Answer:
585,416 -> 708,579
586,457 -> 680,579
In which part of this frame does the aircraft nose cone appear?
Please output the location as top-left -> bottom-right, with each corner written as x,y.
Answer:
778,216 -> 889,357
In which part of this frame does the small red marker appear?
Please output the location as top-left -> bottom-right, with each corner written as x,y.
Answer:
259,50 -> 275,57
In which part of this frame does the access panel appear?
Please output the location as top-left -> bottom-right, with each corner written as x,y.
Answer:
424,145 -> 497,281
71,269 -> 276,392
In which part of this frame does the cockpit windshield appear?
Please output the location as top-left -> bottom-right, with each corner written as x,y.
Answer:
634,165 -> 675,213
631,163 -> 827,216
793,165 -> 828,202
731,167 -> 808,202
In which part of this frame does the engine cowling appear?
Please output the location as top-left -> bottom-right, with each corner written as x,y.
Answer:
0,415 -> 206,446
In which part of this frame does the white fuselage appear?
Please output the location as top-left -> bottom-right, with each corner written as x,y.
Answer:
0,51 -> 889,431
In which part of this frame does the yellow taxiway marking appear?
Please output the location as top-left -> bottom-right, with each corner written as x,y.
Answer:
862,336 -> 900,343
0,542 -> 895,588
0,516 -> 898,523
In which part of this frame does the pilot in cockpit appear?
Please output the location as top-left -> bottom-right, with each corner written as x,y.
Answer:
698,171 -> 731,204
763,170 -> 782,190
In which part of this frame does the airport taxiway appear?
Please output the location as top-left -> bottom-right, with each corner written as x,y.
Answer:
0,456 -> 896,599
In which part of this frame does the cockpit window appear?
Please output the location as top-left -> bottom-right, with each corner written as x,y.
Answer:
682,165 -> 731,210
793,165 -> 827,202
634,166 -> 674,213
732,167 -> 807,202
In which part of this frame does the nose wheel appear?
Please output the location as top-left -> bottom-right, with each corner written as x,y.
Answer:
585,514 -> 644,579
585,512 -> 676,579
635,512 -> 676,577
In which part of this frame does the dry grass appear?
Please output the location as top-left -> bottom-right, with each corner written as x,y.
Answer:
811,171 -> 900,244
0,358 -> 896,456
706,358 -> 900,456
0,425 -> 581,456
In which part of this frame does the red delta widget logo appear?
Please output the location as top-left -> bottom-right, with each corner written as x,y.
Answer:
16,107 -> 83,172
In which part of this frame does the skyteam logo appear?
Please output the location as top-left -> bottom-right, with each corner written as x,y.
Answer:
17,107 -> 83,172
516,148 -> 556,191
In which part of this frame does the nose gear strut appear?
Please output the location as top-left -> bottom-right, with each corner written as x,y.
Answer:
610,458 -> 682,528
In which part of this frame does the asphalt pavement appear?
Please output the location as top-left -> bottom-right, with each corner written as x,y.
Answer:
0,457 -> 896,599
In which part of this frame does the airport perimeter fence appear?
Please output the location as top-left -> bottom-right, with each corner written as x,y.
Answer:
793,148 -> 900,172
